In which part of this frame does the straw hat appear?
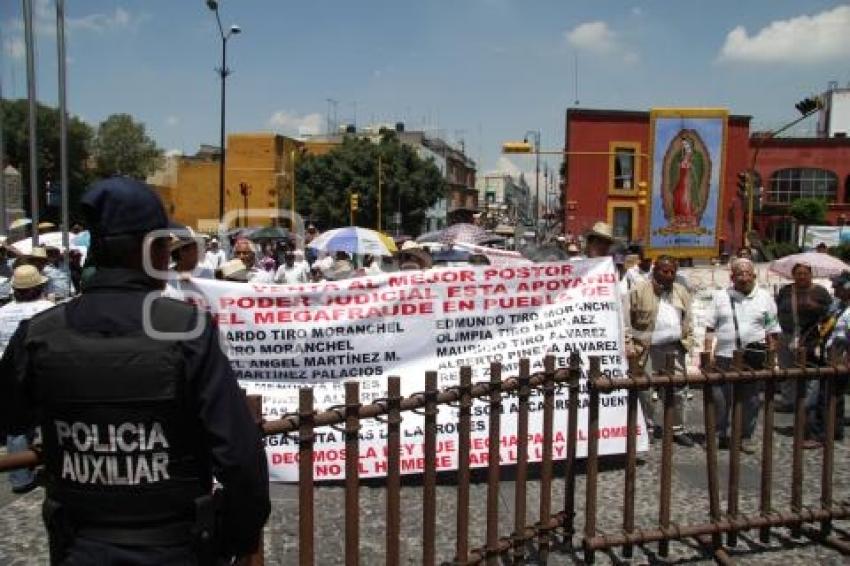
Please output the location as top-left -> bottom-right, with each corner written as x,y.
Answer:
220,259 -> 249,281
401,240 -> 422,251
12,265 -> 48,289
586,221 -> 614,242
38,221 -> 56,230
169,225 -> 197,252
28,246 -> 48,260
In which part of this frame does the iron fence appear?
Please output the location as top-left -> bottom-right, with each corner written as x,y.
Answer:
2,350 -> 850,565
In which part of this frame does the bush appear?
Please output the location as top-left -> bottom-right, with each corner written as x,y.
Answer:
764,241 -> 799,259
789,198 -> 827,225
830,243 -> 850,262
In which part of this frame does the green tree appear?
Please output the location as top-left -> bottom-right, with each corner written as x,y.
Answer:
93,113 -> 163,179
789,197 -> 828,249
788,197 -> 827,225
1,99 -> 94,220
295,132 -> 446,234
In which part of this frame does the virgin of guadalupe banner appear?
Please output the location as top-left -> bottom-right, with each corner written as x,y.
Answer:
188,258 -> 648,481
648,108 -> 728,258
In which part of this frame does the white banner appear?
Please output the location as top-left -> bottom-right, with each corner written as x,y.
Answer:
190,257 -> 648,481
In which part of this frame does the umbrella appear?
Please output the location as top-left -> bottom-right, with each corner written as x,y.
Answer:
520,244 -> 571,263
72,230 -> 91,247
308,226 -> 397,257
769,252 -> 850,279
248,226 -> 290,241
12,231 -> 87,254
416,230 -> 442,243
8,218 -> 31,231
438,223 -> 491,246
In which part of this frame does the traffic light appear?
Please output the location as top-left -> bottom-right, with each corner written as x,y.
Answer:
502,141 -> 533,154
795,96 -> 821,116
350,192 -> 359,211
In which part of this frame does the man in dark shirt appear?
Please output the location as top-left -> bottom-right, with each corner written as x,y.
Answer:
0,177 -> 270,565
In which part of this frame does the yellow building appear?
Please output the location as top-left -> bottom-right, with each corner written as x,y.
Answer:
149,133 -> 303,232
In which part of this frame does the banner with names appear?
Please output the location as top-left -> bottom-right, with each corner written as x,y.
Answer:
190,257 -> 649,481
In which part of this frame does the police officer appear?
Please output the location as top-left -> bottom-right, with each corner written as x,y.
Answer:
0,177 -> 270,565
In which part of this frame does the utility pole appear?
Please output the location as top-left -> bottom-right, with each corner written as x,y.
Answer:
23,0 -> 39,244
377,154 -> 382,232
56,0 -> 70,274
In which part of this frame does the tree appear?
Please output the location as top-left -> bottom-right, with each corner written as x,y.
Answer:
789,197 -> 828,248
295,132 -> 446,235
93,113 -> 163,180
1,99 -> 94,220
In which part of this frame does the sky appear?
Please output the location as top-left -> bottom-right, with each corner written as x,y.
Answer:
1,0 -> 849,181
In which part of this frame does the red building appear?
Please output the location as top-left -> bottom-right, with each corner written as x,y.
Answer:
563,106 -> 850,253
563,108 -> 751,252
751,137 -> 850,243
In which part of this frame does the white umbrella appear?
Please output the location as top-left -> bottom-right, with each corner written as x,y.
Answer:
769,252 -> 850,279
307,226 -> 398,257
12,231 -> 86,255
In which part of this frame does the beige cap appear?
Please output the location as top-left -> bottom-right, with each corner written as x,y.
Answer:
12,265 -> 48,289
220,259 -> 249,281
587,221 -> 614,242
401,240 -> 421,251
567,243 -> 580,252
28,246 -> 48,260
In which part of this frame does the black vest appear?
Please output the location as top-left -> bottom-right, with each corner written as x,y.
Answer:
26,298 -> 210,528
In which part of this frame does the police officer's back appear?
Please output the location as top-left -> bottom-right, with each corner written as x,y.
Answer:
0,178 -> 270,565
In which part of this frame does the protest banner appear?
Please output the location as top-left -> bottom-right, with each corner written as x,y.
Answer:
190,257 -> 648,481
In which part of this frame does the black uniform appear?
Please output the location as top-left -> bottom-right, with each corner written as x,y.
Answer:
0,178 -> 270,565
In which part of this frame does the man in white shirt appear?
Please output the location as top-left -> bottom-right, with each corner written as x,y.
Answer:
274,250 -> 308,284
704,258 -> 780,453
630,256 -> 694,446
233,239 -> 273,283
1,265 -> 55,493
204,238 -> 227,270
625,252 -> 651,290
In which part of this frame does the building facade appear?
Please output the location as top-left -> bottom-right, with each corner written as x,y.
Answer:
149,133 -> 302,232
753,136 -> 850,243
563,108 -> 752,252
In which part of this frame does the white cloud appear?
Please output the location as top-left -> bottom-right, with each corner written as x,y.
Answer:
566,21 -> 617,54
165,149 -> 183,158
67,7 -> 134,33
268,111 -> 323,136
565,21 -> 638,63
4,36 -> 25,60
717,5 -> 850,64
166,116 -> 179,127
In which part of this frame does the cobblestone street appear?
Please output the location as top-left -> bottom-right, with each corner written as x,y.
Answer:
2,391 -> 849,565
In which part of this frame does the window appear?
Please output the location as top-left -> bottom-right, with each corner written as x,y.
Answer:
485,191 -> 496,204
608,142 -> 640,193
612,207 -> 633,239
768,218 -> 795,244
613,148 -> 635,190
768,168 -> 838,203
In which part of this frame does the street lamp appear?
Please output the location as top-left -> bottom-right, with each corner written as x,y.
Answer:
206,0 -> 241,221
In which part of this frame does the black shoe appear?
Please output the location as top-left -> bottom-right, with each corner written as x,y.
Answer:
11,481 -> 38,495
717,437 -> 730,450
674,433 -> 695,447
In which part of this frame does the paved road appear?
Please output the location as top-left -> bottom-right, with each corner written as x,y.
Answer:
2,391 -> 850,565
